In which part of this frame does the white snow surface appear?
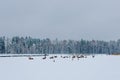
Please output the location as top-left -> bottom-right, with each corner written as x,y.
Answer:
0,54 -> 120,80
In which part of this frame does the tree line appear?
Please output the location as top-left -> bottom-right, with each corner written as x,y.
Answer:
0,36 -> 120,54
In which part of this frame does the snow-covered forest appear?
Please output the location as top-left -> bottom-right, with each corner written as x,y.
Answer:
0,36 -> 120,54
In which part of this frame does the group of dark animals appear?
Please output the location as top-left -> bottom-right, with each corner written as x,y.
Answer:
28,54 -> 95,61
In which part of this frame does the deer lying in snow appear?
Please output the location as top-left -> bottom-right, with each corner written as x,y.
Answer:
77,55 -> 84,60
54,56 -> 57,58
72,55 -> 76,60
42,56 -> 46,60
92,55 -> 95,58
49,56 -> 58,59
49,56 -> 54,59
62,56 -> 69,58
28,57 -> 34,60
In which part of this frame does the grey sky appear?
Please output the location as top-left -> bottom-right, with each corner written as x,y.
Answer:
0,0 -> 120,40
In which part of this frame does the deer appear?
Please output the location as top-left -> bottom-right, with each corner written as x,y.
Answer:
42,56 -> 46,60
72,55 -> 76,60
92,55 -> 95,58
54,56 -> 57,58
28,57 -> 34,60
49,56 -> 54,59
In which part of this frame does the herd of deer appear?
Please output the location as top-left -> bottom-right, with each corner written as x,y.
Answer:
28,55 -> 95,61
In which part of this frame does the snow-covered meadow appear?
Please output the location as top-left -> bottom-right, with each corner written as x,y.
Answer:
0,54 -> 120,80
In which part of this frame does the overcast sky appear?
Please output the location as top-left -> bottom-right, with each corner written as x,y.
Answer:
0,0 -> 120,40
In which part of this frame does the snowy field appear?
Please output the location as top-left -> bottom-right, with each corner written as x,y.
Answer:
0,54 -> 120,80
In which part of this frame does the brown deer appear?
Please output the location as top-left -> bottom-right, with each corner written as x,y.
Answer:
72,55 -> 76,60
54,56 -> 57,58
62,56 -> 69,58
92,55 -> 95,58
28,57 -> 34,60
49,56 -> 54,59
42,56 -> 46,60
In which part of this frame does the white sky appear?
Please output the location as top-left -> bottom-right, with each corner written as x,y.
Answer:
0,0 -> 120,40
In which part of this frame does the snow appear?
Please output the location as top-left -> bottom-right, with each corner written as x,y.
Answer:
0,54 -> 120,80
